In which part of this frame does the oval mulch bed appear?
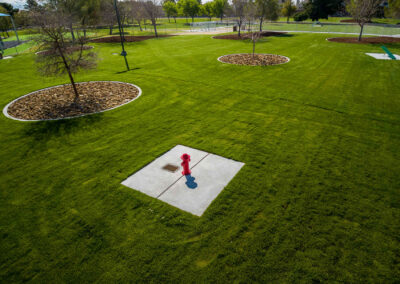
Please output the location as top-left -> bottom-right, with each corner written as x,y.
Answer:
90,35 -> 172,43
327,37 -> 400,44
3,81 -> 141,121
218,54 -> 289,66
213,31 -> 287,40
36,45 -> 94,56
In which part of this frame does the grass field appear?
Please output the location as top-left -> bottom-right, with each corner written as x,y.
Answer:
1,32 -> 400,282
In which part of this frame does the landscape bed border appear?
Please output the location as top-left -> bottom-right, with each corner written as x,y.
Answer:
3,81 -> 142,122
217,53 -> 291,66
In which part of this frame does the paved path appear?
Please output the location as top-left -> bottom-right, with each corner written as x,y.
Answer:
1,40 -> 28,50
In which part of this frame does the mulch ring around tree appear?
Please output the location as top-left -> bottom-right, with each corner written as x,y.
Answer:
90,35 -> 172,43
4,81 -> 141,121
218,54 -> 289,66
327,37 -> 400,44
213,31 -> 287,40
35,45 -> 94,56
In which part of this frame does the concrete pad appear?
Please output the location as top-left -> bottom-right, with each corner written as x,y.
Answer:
366,53 -> 400,60
121,145 -> 245,216
158,154 -> 244,216
122,145 -> 208,198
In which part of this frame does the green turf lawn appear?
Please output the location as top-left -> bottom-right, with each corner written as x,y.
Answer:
1,32 -> 400,282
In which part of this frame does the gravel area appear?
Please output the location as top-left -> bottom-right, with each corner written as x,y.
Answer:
327,37 -> 400,44
5,81 -> 140,121
218,54 -> 289,66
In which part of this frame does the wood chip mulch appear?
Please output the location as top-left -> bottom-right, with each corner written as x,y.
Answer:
6,82 -> 140,120
219,54 -> 289,66
327,37 -> 400,44
90,35 -> 172,43
213,31 -> 287,40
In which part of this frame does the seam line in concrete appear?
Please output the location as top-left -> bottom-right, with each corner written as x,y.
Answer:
156,153 -> 210,199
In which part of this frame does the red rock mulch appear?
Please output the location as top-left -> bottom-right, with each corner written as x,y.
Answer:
340,19 -> 372,23
219,54 -> 289,66
327,37 -> 400,44
213,31 -> 287,40
6,82 -> 140,120
90,35 -> 172,43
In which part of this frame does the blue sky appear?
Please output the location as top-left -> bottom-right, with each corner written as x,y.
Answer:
1,0 -> 25,9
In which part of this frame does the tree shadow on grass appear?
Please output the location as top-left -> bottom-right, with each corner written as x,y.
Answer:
21,113 -> 104,150
276,33 -> 295,37
115,67 -> 141,74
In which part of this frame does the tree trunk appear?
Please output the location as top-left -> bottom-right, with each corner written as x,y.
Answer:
69,22 -> 75,42
358,24 -> 364,41
121,22 -> 126,42
168,16 -> 170,23
84,28 -> 87,38
138,20 -> 142,31
238,20 -> 241,37
253,40 -> 255,58
287,16 -> 289,23
153,20 -> 158,37
192,17 -> 194,22
57,44 -> 79,103
174,17 -> 176,23
110,26 -> 113,35
259,17 -> 263,31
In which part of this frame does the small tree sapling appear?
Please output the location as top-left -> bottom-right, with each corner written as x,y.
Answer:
347,0 -> 381,41
34,11 -> 97,105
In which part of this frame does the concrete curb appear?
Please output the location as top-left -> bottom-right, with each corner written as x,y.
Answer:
3,81 -> 142,122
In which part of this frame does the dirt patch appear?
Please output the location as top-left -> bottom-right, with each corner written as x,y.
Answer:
36,45 -> 93,56
218,54 -> 289,66
213,31 -> 287,40
90,35 -> 172,43
327,37 -> 400,44
5,81 -> 140,121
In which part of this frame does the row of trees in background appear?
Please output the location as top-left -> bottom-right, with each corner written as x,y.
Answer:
163,0 -> 228,22
1,0 -> 399,43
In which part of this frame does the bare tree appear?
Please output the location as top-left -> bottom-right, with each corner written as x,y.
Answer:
245,1 -> 260,58
48,0 -> 79,41
100,0 -> 117,35
143,0 -> 162,37
347,0 -> 381,41
34,11 -> 97,105
117,0 -> 129,35
233,0 -> 248,37
130,0 -> 146,31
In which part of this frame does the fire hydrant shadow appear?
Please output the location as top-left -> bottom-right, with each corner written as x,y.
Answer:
185,174 -> 198,189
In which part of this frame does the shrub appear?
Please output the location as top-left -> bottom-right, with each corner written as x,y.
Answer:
294,11 -> 309,22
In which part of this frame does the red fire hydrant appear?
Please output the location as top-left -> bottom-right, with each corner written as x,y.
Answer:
181,153 -> 191,175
